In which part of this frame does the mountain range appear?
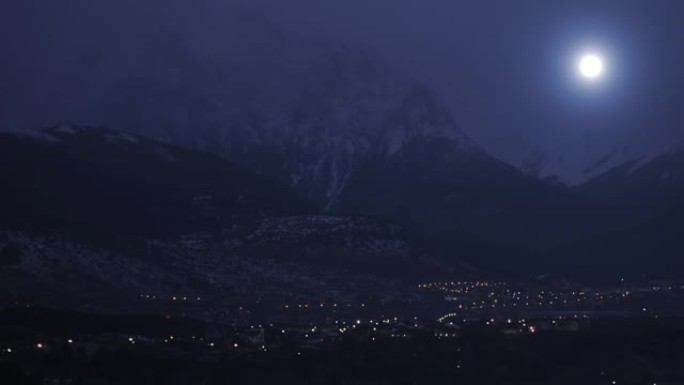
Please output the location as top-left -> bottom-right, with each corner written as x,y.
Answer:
1,30 -> 684,309
2,119 -> 682,282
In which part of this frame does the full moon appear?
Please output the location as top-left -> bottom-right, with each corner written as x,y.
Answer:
578,54 -> 604,78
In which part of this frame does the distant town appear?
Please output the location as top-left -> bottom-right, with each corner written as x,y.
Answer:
2,276 -> 684,384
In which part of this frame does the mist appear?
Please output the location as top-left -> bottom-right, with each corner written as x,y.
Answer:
2,0 -> 684,182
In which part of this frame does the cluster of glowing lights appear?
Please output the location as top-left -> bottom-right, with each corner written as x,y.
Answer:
284,302 -> 366,309
139,293 -> 201,302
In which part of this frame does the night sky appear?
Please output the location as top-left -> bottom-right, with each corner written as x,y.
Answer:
2,0 -> 684,181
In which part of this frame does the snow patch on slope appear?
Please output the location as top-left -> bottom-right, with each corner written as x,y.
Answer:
53,123 -> 78,135
105,131 -> 140,144
523,134 -> 672,185
16,129 -> 62,143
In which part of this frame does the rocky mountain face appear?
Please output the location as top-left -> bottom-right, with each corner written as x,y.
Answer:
82,35 -> 590,252
92,37 -> 482,211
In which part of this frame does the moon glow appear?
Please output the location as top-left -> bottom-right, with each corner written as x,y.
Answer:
578,54 -> 604,79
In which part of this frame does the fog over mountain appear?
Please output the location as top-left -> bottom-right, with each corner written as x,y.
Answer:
3,0 -> 684,184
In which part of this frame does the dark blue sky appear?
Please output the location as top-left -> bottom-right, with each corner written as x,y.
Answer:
2,0 -> 684,180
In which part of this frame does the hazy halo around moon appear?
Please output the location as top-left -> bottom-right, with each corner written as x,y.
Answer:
579,54 -> 604,79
